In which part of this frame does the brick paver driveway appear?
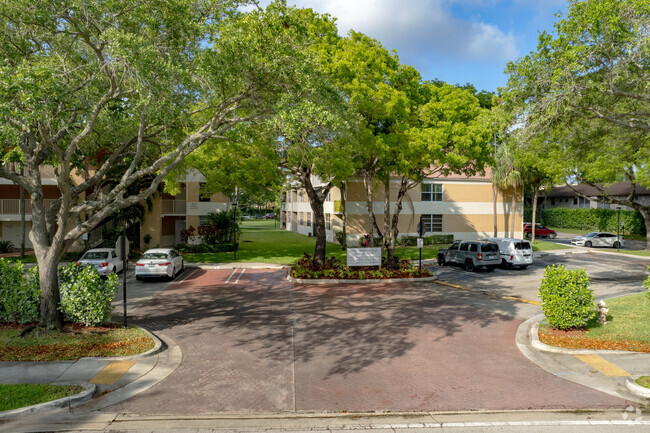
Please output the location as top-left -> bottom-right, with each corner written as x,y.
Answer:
104,268 -> 628,414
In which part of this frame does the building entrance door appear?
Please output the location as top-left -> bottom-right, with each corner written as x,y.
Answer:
175,219 -> 186,245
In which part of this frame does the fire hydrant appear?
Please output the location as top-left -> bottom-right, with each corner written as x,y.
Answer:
597,300 -> 609,325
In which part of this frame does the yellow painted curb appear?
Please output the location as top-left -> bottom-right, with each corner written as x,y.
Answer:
90,360 -> 136,384
575,354 -> 631,377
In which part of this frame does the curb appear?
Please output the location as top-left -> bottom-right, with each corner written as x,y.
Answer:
626,376 -> 650,399
0,383 -> 95,420
529,315 -> 644,355
524,314 -> 646,355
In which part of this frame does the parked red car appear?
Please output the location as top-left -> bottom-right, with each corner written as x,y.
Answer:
523,223 -> 557,239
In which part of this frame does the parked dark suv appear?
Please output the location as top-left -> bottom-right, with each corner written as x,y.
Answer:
437,240 -> 501,272
523,223 -> 557,239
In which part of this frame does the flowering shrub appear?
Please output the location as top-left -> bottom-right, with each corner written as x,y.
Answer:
290,253 -> 431,280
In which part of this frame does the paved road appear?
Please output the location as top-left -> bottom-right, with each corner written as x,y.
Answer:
102,262 -> 634,415
431,252 -> 649,320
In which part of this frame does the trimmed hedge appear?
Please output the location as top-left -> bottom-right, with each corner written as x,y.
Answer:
176,243 -> 238,253
0,260 -> 40,323
538,265 -> 595,330
525,207 -> 646,236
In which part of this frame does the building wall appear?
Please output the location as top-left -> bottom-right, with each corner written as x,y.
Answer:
283,178 -> 524,245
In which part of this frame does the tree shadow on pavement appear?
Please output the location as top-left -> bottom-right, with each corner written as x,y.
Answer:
131,270 -> 516,379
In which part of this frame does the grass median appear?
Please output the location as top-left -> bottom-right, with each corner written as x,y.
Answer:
538,292 -> 650,352
0,324 -> 155,361
0,384 -> 85,412
182,226 -> 448,264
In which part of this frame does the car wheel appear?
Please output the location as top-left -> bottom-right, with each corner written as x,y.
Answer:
437,255 -> 446,266
501,259 -> 510,269
136,276 -> 142,281
464,259 -> 475,272
613,241 -> 620,248
524,232 -> 531,239
585,241 -> 592,247
549,233 -> 557,239
520,265 -> 529,270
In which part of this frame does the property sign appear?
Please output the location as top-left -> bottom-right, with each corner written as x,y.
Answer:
417,238 -> 424,248
347,248 -> 381,267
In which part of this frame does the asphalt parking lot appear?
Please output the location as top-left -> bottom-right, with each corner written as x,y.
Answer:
430,251 -> 649,320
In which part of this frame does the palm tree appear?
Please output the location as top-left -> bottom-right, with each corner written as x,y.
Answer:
492,142 -> 523,238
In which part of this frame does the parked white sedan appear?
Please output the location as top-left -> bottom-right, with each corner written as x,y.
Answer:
135,248 -> 184,280
76,248 -> 125,276
571,232 -> 625,248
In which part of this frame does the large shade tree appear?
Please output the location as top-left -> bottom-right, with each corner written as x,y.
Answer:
506,0 -> 650,247
0,0 -> 323,328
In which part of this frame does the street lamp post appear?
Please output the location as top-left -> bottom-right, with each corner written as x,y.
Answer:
232,201 -> 238,260
616,207 -> 621,252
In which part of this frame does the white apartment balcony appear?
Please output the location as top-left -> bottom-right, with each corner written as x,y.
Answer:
162,199 -> 187,215
0,199 -> 56,221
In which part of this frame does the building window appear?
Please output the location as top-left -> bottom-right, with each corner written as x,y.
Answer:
287,192 -> 291,203
307,213 -> 311,227
421,214 -> 443,232
300,212 -> 304,225
551,198 -> 555,206
421,183 -> 443,201
326,191 -> 331,202
573,197 -> 578,205
199,215 -> 210,226
325,214 -> 331,230
199,183 -> 211,202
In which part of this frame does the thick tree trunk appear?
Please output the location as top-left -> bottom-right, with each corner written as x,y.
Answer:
301,171 -> 330,270
639,207 -> 650,251
362,172 -> 382,238
36,251 -> 64,330
20,185 -> 26,258
531,182 -> 540,243
340,181 -> 347,251
385,178 -> 410,270
383,178 -> 392,265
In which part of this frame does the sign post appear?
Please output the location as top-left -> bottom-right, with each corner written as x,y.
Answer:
417,216 -> 425,271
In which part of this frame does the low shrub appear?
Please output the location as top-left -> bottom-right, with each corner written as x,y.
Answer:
334,231 -> 346,250
0,259 -> 40,323
290,252 -> 430,279
538,265 -> 596,330
0,240 -> 14,253
58,264 -> 119,326
396,234 -> 453,247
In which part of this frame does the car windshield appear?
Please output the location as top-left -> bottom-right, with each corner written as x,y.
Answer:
82,252 -> 108,260
480,243 -> 499,253
142,253 -> 168,260
515,242 -> 531,250
585,232 -> 598,237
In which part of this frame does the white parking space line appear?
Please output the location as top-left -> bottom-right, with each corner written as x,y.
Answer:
234,268 -> 246,283
175,268 -> 198,284
224,269 -> 238,283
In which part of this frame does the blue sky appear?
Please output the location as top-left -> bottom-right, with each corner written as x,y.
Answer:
267,0 -> 568,92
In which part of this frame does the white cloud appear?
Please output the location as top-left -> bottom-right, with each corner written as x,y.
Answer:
283,0 -> 518,62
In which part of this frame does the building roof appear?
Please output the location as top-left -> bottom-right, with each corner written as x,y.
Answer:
543,182 -> 650,198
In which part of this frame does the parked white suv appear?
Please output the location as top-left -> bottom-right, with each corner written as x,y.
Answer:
437,240 -> 501,272
490,238 -> 533,270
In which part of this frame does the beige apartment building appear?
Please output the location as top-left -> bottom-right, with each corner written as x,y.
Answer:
0,168 -> 229,251
281,173 -> 524,245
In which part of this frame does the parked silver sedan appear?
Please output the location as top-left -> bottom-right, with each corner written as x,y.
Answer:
135,248 -> 184,280
76,248 -> 125,276
571,232 -> 625,248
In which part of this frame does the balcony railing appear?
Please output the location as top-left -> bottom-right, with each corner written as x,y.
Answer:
0,199 -> 56,215
162,199 -> 186,214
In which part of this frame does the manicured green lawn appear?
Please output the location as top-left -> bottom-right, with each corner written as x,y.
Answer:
539,292 -> 650,352
182,227 -> 448,264
531,240 -> 572,251
240,219 -> 279,229
636,376 -> 650,389
0,325 -> 155,361
0,384 -> 85,412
